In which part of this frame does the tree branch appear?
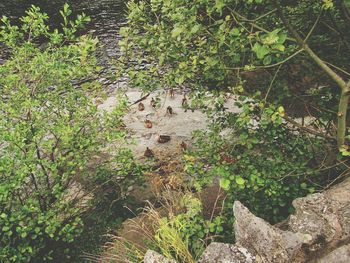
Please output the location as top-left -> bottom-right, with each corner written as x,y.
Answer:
273,0 -> 348,91
283,115 -> 335,141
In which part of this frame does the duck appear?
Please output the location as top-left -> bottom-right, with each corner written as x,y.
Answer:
144,147 -> 155,158
180,141 -> 187,151
150,98 -> 157,109
157,135 -> 171,143
138,102 -> 145,111
166,106 -> 173,116
145,119 -> 153,129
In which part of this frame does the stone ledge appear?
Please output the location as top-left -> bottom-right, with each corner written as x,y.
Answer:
143,178 -> 350,263
144,250 -> 177,263
198,242 -> 256,263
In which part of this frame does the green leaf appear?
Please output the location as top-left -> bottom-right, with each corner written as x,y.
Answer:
263,29 -> 280,45
235,176 -> 246,186
345,0 -> 350,8
263,55 -> 272,65
274,44 -> 285,52
0,213 -> 7,219
278,106 -> 285,117
190,24 -> 200,34
252,43 -> 270,59
171,26 -> 183,38
230,27 -> 240,36
300,183 -> 307,189
214,0 -> 225,13
277,33 -> 287,44
219,178 -> 231,190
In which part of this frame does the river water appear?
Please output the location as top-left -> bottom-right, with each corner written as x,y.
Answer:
0,0 -> 125,72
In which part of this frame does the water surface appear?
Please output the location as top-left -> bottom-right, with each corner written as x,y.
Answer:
0,0 -> 125,69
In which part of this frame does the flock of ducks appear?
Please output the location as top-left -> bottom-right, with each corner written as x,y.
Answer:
138,90 -> 188,158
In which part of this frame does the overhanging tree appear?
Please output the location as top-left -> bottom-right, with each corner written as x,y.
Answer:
119,0 -> 350,151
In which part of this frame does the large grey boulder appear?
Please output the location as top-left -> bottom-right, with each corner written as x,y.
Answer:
198,242 -> 256,263
231,178 -> 350,262
316,244 -> 350,263
288,178 -> 350,255
142,179 -> 350,263
233,201 -> 310,263
144,250 -> 177,263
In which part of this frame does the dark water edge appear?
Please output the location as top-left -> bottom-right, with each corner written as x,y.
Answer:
0,0 -> 126,79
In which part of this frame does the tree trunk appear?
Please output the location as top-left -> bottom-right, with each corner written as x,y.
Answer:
337,90 -> 350,148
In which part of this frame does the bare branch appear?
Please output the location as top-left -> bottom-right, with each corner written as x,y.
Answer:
273,0 -> 348,91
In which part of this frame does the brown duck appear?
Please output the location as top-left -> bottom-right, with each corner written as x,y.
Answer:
144,147 -> 155,158
166,106 -> 173,116
169,88 -> 175,98
150,98 -> 156,109
157,135 -> 171,143
138,102 -> 145,111
180,141 -> 187,151
145,119 -> 153,129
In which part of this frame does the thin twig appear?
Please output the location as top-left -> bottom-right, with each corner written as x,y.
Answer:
264,64 -> 282,101
305,11 -> 323,42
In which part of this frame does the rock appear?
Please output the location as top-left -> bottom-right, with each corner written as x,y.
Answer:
288,178 -> 350,252
198,242 -> 256,263
104,178 -> 350,263
230,179 -> 350,262
144,250 -> 177,263
233,201 -> 306,262
316,244 -> 350,263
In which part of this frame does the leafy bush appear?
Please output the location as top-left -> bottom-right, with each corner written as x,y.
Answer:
184,95 -> 327,223
0,5 -> 140,262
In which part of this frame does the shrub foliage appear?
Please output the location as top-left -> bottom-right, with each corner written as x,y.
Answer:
0,5 -> 139,262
